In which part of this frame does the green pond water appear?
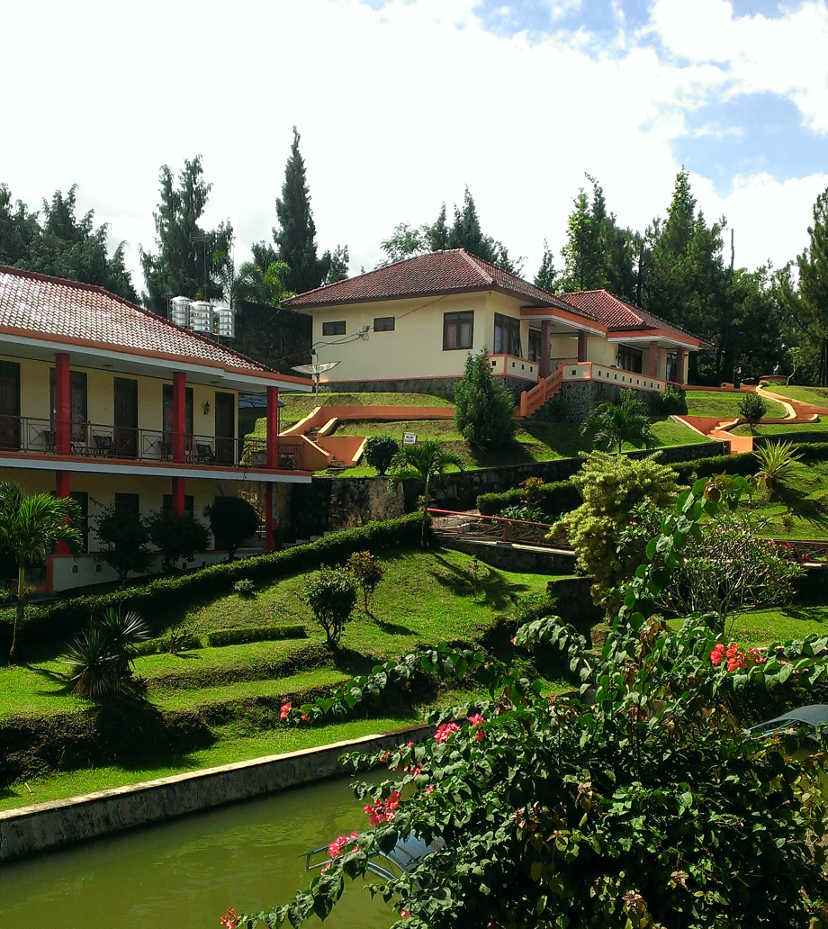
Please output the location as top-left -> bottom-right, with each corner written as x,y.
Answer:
0,776 -> 395,929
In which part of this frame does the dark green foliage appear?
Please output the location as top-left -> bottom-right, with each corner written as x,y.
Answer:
302,567 -> 357,647
654,383 -> 687,414
133,630 -> 202,656
205,625 -> 307,647
61,607 -> 149,698
347,550 -> 384,611
140,156 -> 233,315
0,183 -> 137,300
324,244 -> 349,283
233,578 -> 256,597
478,479 -> 582,516
233,253 -> 291,307
364,435 -> 399,475
206,496 -> 259,561
454,350 -> 516,448
580,389 -> 655,454
738,392 -> 767,424
534,239 -> 559,292
274,127 -> 330,293
0,513 -> 427,656
94,506 -> 152,583
146,509 -> 210,572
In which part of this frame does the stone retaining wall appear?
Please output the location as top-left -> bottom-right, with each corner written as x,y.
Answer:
0,726 -> 428,863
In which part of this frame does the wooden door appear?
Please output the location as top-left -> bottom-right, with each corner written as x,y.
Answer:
113,378 -> 138,457
0,362 -> 20,450
214,393 -> 235,465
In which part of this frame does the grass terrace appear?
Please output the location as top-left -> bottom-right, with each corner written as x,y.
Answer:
763,384 -> 828,408
685,389 -> 787,420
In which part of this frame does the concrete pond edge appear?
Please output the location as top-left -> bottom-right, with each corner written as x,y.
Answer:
0,724 -> 431,862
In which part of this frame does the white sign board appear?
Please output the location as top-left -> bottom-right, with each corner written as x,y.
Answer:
402,432 -> 417,446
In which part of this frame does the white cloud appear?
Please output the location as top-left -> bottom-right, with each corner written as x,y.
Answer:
0,0 -> 824,301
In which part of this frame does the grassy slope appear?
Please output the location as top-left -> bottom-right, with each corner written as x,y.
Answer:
764,384 -> 828,408
745,459 -> 828,540
262,392 -> 454,431
685,390 -> 787,419
728,603 -> 827,645
732,420 -> 828,437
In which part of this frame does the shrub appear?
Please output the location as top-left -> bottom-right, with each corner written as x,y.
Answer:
581,389 -> 655,454
454,350 -> 515,449
364,436 -> 399,476
133,630 -> 202,656
147,509 -> 210,572
478,480 -> 582,518
347,550 -> 384,611
205,625 -> 307,647
60,607 -> 149,698
206,496 -> 260,561
738,392 -> 767,425
233,578 -> 256,597
658,383 -> 687,414
519,476 -> 544,507
499,504 -> 550,522
94,506 -> 152,584
754,440 -> 803,498
302,567 -> 357,648
554,452 -> 678,611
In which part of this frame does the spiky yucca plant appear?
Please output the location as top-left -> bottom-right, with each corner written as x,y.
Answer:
753,440 -> 803,498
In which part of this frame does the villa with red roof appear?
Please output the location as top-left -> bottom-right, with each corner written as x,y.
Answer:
283,249 -> 707,415
0,265 -> 312,592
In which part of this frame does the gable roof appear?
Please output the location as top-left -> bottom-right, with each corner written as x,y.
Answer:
283,249 -> 573,310
560,289 -> 707,346
0,264 -> 309,383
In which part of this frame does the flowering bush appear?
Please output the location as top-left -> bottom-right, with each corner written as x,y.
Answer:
347,550 -> 384,612
232,477 -> 827,929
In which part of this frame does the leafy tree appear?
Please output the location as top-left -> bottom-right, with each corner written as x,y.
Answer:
234,481 -> 827,929
738,392 -> 767,428
426,203 -> 450,250
274,127 -> 330,294
388,440 -> 464,545
448,186 -> 522,274
0,184 -> 40,266
94,506 -> 152,584
234,253 -> 292,308
206,496 -> 259,561
140,155 -> 233,315
146,509 -> 210,572
534,239 -> 559,292
554,452 -> 677,609
347,550 -> 384,612
364,435 -> 399,475
324,244 -> 349,283
380,223 -> 429,264
0,483 -> 81,659
454,350 -> 516,448
580,389 -> 655,454
302,566 -> 357,648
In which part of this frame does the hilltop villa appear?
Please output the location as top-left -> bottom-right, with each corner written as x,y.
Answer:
284,249 -> 708,414
0,265 -> 312,591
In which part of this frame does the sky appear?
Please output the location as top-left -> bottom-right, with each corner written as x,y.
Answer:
2,0 -> 827,294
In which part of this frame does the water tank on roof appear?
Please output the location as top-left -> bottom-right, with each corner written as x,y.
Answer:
214,304 -> 235,338
170,296 -> 192,327
189,300 -> 212,332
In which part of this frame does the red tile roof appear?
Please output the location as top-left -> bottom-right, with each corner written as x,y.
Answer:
0,265 -> 304,379
560,289 -> 706,345
283,248 -> 573,310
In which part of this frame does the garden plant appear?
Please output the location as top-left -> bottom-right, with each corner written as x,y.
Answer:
302,566 -> 358,648
364,436 -> 400,476
580,389 -> 655,454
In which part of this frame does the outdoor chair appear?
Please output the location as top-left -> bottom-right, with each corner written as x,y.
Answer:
195,442 -> 216,464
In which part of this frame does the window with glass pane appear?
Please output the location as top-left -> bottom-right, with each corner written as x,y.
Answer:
443,311 -> 474,350
322,320 -> 346,336
617,345 -> 643,373
374,316 -> 395,332
528,328 -> 541,363
493,314 -> 522,356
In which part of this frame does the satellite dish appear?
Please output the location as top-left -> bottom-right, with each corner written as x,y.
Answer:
293,360 -> 341,396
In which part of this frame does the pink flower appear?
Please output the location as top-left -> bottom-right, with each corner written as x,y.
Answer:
748,647 -> 767,665
301,713 -> 309,723
364,791 -> 401,826
220,907 -> 239,929
327,832 -> 359,858
510,636 -> 516,645
434,721 -> 461,743
468,713 -> 484,727
426,785 -> 434,794
400,910 -> 412,919
406,740 -> 414,747
279,702 -> 292,720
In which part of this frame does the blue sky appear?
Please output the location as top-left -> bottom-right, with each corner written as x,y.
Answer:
1,0 -> 826,286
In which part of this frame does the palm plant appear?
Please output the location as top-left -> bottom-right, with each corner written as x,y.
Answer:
388,440 -> 464,545
0,483 -> 81,660
233,258 -> 291,307
580,389 -> 655,455
753,440 -> 803,498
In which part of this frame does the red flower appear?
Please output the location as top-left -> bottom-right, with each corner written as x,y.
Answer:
468,713 -> 484,727
364,791 -> 402,826
426,784 -> 435,794
301,713 -> 309,722
327,831 -> 359,858
510,636 -> 516,645
279,702 -> 292,720
748,647 -> 767,665
473,729 -> 485,742
434,721 -> 461,743
710,642 -> 725,666
220,907 -> 239,929
400,910 -> 412,919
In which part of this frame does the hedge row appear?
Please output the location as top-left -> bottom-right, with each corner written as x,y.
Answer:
134,632 -> 202,656
476,442 -> 828,517
205,624 -> 307,647
1,512 -> 428,657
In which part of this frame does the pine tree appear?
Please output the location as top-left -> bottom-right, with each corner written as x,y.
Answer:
140,156 -> 233,314
0,185 -> 41,266
427,204 -> 450,250
449,187 -> 488,258
534,240 -> 559,292
324,244 -> 349,283
274,127 -> 329,294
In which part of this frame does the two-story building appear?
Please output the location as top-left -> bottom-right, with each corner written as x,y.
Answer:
283,249 -> 707,410
0,265 -> 312,591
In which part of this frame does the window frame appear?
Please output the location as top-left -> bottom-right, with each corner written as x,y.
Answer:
373,316 -> 395,332
442,311 -> 474,351
493,313 -> 522,357
322,320 -> 346,336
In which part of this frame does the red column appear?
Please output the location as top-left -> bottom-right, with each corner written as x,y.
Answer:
172,477 -> 185,516
173,372 -> 186,463
539,321 -> 551,378
265,483 -> 275,551
266,386 -> 280,469
577,331 -> 588,363
647,341 -> 659,378
55,352 -> 71,455
55,471 -> 71,554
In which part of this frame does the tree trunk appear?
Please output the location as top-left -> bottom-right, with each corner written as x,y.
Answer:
9,564 -> 25,660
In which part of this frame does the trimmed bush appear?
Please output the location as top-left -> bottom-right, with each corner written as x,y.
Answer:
303,567 -> 357,647
364,436 -> 400,476
738,392 -> 767,425
0,512 -> 428,657
206,496 -> 259,560
478,480 -> 582,518
233,578 -> 256,597
205,624 -> 307,647
134,631 -> 203,656
147,509 -> 210,571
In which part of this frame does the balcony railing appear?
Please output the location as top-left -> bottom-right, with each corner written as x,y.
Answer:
0,416 -> 306,471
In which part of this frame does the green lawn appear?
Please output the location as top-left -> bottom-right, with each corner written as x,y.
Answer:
727,603 -> 827,646
685,390 -> 787,419
731,420 -> 828,437
746,459 -> 828,540
764,384 -> 828,408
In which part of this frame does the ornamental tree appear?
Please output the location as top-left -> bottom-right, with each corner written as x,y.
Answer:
206,495 -> 259,561
364,436 -> 399,476
347,550 -> 384,612
302,566 -> 358,648
94,506 -> 152,584
454,350 -> 515,449
229,477 -> 827,929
